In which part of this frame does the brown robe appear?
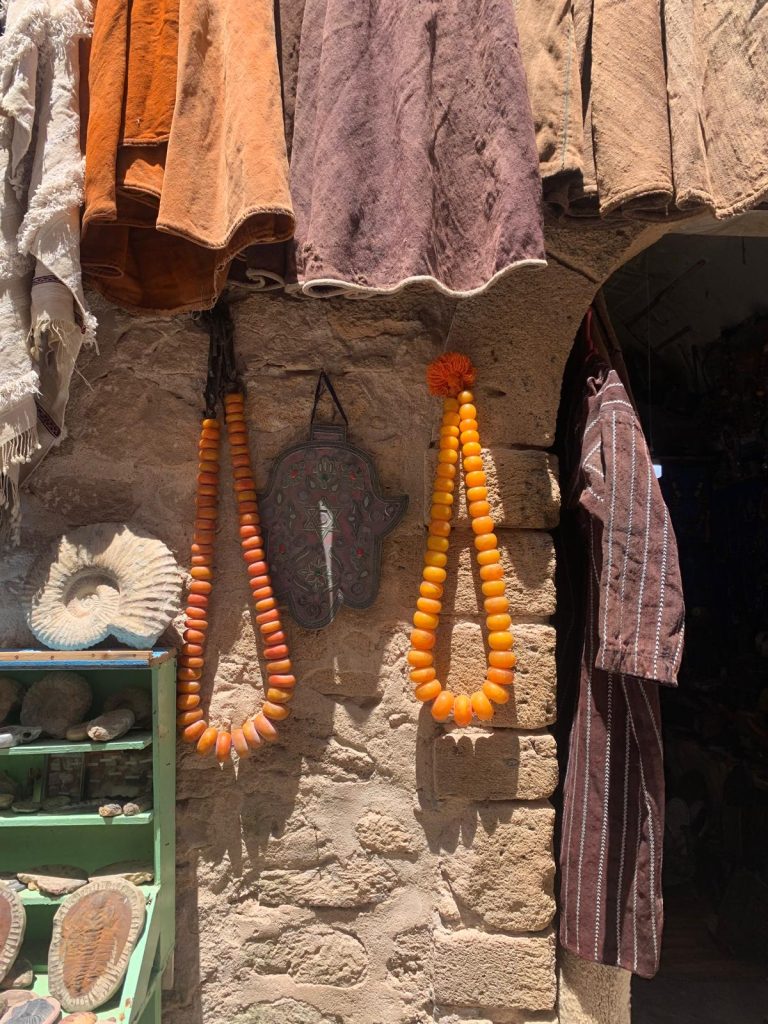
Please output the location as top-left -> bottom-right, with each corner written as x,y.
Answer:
556,349 -> 685,978
81,0 -> 294,313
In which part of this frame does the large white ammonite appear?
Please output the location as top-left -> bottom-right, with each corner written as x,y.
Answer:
24,523 -> 181,650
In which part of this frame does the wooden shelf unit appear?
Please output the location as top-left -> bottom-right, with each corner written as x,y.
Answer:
0,649 -> 176,1024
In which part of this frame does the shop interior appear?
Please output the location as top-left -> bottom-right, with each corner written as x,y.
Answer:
601,224 -> 768,1023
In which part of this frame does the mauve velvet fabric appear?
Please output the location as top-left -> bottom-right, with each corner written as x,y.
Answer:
256,0 -> 545,298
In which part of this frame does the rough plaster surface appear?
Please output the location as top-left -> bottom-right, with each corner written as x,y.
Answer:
0,218 -> 660,1023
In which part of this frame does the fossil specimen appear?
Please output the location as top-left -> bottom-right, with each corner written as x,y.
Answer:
61,1014 -> 98,1024
0,727 -> 42,749
0,958 -> 33,990
17,867 -> 88,898
87,710 -> 134,743
103,687 -> 152,729
49,880 -> 146,1012
0,996 -> 60,1024
24,523 -> 181,650
0,679 -> 22,726
89,862 -> 153,885
0,991 -> 35,1016
20,673 -> 92,739
0,885 -> 25,985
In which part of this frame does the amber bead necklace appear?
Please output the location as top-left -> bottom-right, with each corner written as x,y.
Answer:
407,353 -> 516,725
175,306 -> 297,761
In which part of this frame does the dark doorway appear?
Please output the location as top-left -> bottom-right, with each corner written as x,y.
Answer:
602,228 -> 768,1023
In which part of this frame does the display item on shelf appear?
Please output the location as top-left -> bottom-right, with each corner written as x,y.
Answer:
0,885 -> 25,986
48,880 -> 146,1012
19,675 -> 92,740
23,524 -> 181,651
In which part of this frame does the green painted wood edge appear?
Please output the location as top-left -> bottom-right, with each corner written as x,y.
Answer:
0,810 -> 154,827
0,731 -> 152,757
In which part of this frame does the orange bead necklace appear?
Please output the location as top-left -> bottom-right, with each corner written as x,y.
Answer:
175,307 -> 297,761
407,353 -> 517,726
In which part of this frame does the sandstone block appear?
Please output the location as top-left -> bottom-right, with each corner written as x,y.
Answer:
433,730 -> 558,801
425,449 -> 560,530
259,853 -> 399,909
355,810 -> 417,857
432,928 -> 556,1011
440,803 -> 555,932
243,998 -> 343,1024
431,622 -> 556,730
251,924 -> 367,986
448,529 -> 555,618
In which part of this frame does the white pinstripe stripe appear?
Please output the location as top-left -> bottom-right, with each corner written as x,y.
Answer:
599,412 -> 618,668
623,678 -> 660,967
594,672 -> 614,957
652,509 -> 670,679
616,706 -> 631,961
575,526 -> 599,950
633,457 -> 653,674
617,422 -> 637,651
584,440 -> 602,463
584,400 -> 636,439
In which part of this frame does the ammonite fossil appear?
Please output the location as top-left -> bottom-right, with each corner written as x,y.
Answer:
24,523 -> 181,650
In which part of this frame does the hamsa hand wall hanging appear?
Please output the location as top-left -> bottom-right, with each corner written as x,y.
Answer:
259,372 -> 407,629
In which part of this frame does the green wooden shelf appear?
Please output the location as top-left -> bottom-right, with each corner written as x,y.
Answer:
19,883 -> 157,907
0,730 -> 153,757
0,810 -> 154,827
0,649 -> 176,1024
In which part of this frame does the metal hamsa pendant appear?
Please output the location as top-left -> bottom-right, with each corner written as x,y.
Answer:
259,412 -> 407,630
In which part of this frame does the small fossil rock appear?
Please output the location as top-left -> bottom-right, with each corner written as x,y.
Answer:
17,867 -> 88,898
0,957 -> 33,989
0,995 -> 60,1024
20,673 -> 92,739
61,1014 -> 98,1024
0,876 -> 24,894
122,795 -> 152,817
10,802 -> 40,815
0,991 -> 35,1015
103,687 -> 152,729
0,727 -> 42,749
64,723 -> 90,742
87,709 -> 135,743
0,678 -> 22,726
89,862 -> 154,886
98,803 -> 123,818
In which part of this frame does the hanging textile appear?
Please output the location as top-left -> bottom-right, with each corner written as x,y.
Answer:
554,324 -> 685,978
514,0 -> 768,221
0,0 -> 95,547
81,0 -> 295,314
280,0 -> 545,298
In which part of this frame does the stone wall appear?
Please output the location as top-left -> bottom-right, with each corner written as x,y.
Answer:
0,222 -> 660,1023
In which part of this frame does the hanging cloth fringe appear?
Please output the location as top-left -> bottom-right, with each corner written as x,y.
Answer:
0,0 -> 96,547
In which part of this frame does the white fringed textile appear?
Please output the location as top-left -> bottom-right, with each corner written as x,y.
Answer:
0,0 -> 96,546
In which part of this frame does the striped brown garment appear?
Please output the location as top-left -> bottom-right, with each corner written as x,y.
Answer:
557,358 -> 685,979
